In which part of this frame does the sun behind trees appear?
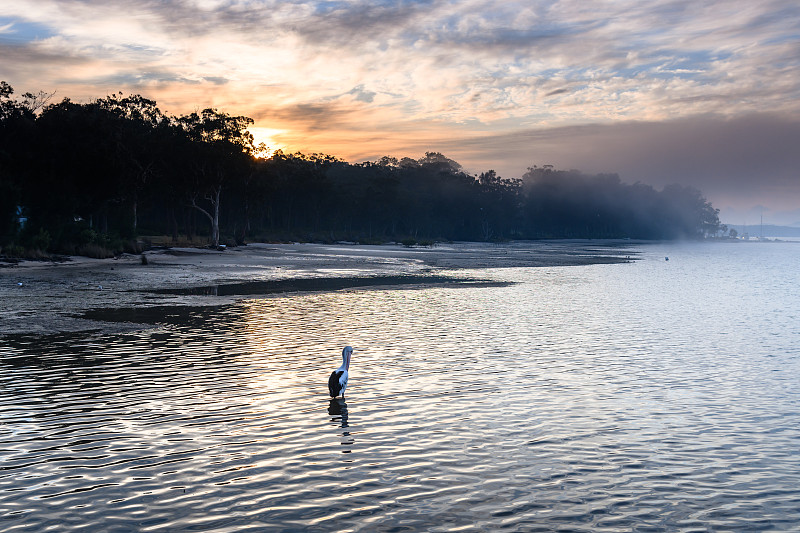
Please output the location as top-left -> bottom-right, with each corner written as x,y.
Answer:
0,83 -> 722,257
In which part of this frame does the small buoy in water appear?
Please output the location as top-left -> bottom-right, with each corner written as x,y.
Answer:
98,285 -> 103,290
17,282 -> 23,286
665,257 -> 669,261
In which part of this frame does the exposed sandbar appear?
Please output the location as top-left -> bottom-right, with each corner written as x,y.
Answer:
0,241 -> 638,336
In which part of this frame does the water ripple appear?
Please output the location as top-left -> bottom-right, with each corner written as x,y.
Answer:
2,243 -> 800,530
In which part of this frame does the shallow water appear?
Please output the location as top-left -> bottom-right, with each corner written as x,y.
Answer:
2,241 -> 799,531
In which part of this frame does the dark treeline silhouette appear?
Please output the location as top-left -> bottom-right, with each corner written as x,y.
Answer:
1,83 -> 721,256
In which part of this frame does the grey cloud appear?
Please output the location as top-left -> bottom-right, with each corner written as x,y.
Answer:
138,0 -> 439,46
293,1 -> 435,42
742,3 -> 800,32
113,1 -> 590,57
203,76 -> 229,85
253,101 -> 364,131
430,113 -> 800,213
0,42 -> 86,68
83,70 -> 204,87
10,1 -> 800,102
431,19 -> 607,54
346,85 -> 376,103
0,42 -> 89,90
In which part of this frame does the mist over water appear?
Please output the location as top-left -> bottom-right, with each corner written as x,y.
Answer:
2,242 -> 799,531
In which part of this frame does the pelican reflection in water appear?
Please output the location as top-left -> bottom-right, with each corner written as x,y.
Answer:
328,398 -> 353,453
328,398 -> 349,425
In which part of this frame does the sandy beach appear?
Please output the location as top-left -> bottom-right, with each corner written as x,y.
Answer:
0,241 -> 637,337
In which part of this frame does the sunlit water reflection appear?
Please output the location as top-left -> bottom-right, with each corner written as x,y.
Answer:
2,242 -> 800,531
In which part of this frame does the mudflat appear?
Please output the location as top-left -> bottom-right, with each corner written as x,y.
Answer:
0,241 -> 636,336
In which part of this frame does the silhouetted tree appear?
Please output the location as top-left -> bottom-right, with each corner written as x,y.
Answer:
95,93 -> 167,233
0,83 -> 35,245
178,108 -> 254,247
1,81 -> 723,255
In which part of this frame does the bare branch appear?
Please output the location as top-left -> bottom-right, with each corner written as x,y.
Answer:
22,90 -> 56,114
189,196 -> 214,224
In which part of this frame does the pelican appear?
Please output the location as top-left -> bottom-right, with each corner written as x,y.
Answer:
328,346 -> 353,398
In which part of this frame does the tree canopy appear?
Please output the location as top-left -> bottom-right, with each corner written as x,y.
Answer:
0,82 -> 721,256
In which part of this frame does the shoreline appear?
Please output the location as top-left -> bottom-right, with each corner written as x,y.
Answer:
0,240 -> 638,337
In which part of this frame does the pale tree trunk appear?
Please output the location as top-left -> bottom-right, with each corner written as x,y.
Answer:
170,208 -> 179,242
190,185 -> 221,247
211,186 -> 220,247
481,219 -> 493,241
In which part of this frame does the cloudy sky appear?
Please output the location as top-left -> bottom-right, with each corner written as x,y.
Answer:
2,0 -> 799,224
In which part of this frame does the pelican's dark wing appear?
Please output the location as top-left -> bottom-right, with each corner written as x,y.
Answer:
328,370 -> 344,397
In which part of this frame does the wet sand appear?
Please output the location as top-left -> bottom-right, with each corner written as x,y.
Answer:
0,241 -> 638,336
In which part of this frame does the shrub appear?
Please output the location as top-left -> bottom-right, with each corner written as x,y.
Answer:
77,243 -> 116,259
30,228 -> 51,251
4,245 -> 25,258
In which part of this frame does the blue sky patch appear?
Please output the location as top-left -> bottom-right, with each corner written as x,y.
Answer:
0,17 -> 56,43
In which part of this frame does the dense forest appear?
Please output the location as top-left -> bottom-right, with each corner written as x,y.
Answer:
0,82 -> 722,257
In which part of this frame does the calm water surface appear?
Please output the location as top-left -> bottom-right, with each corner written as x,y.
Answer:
2,242 -> 799,531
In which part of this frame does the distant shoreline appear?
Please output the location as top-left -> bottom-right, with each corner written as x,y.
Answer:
0,240 -> 637,337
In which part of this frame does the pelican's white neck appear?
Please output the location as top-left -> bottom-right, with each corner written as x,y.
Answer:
341,346 -> 353,372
